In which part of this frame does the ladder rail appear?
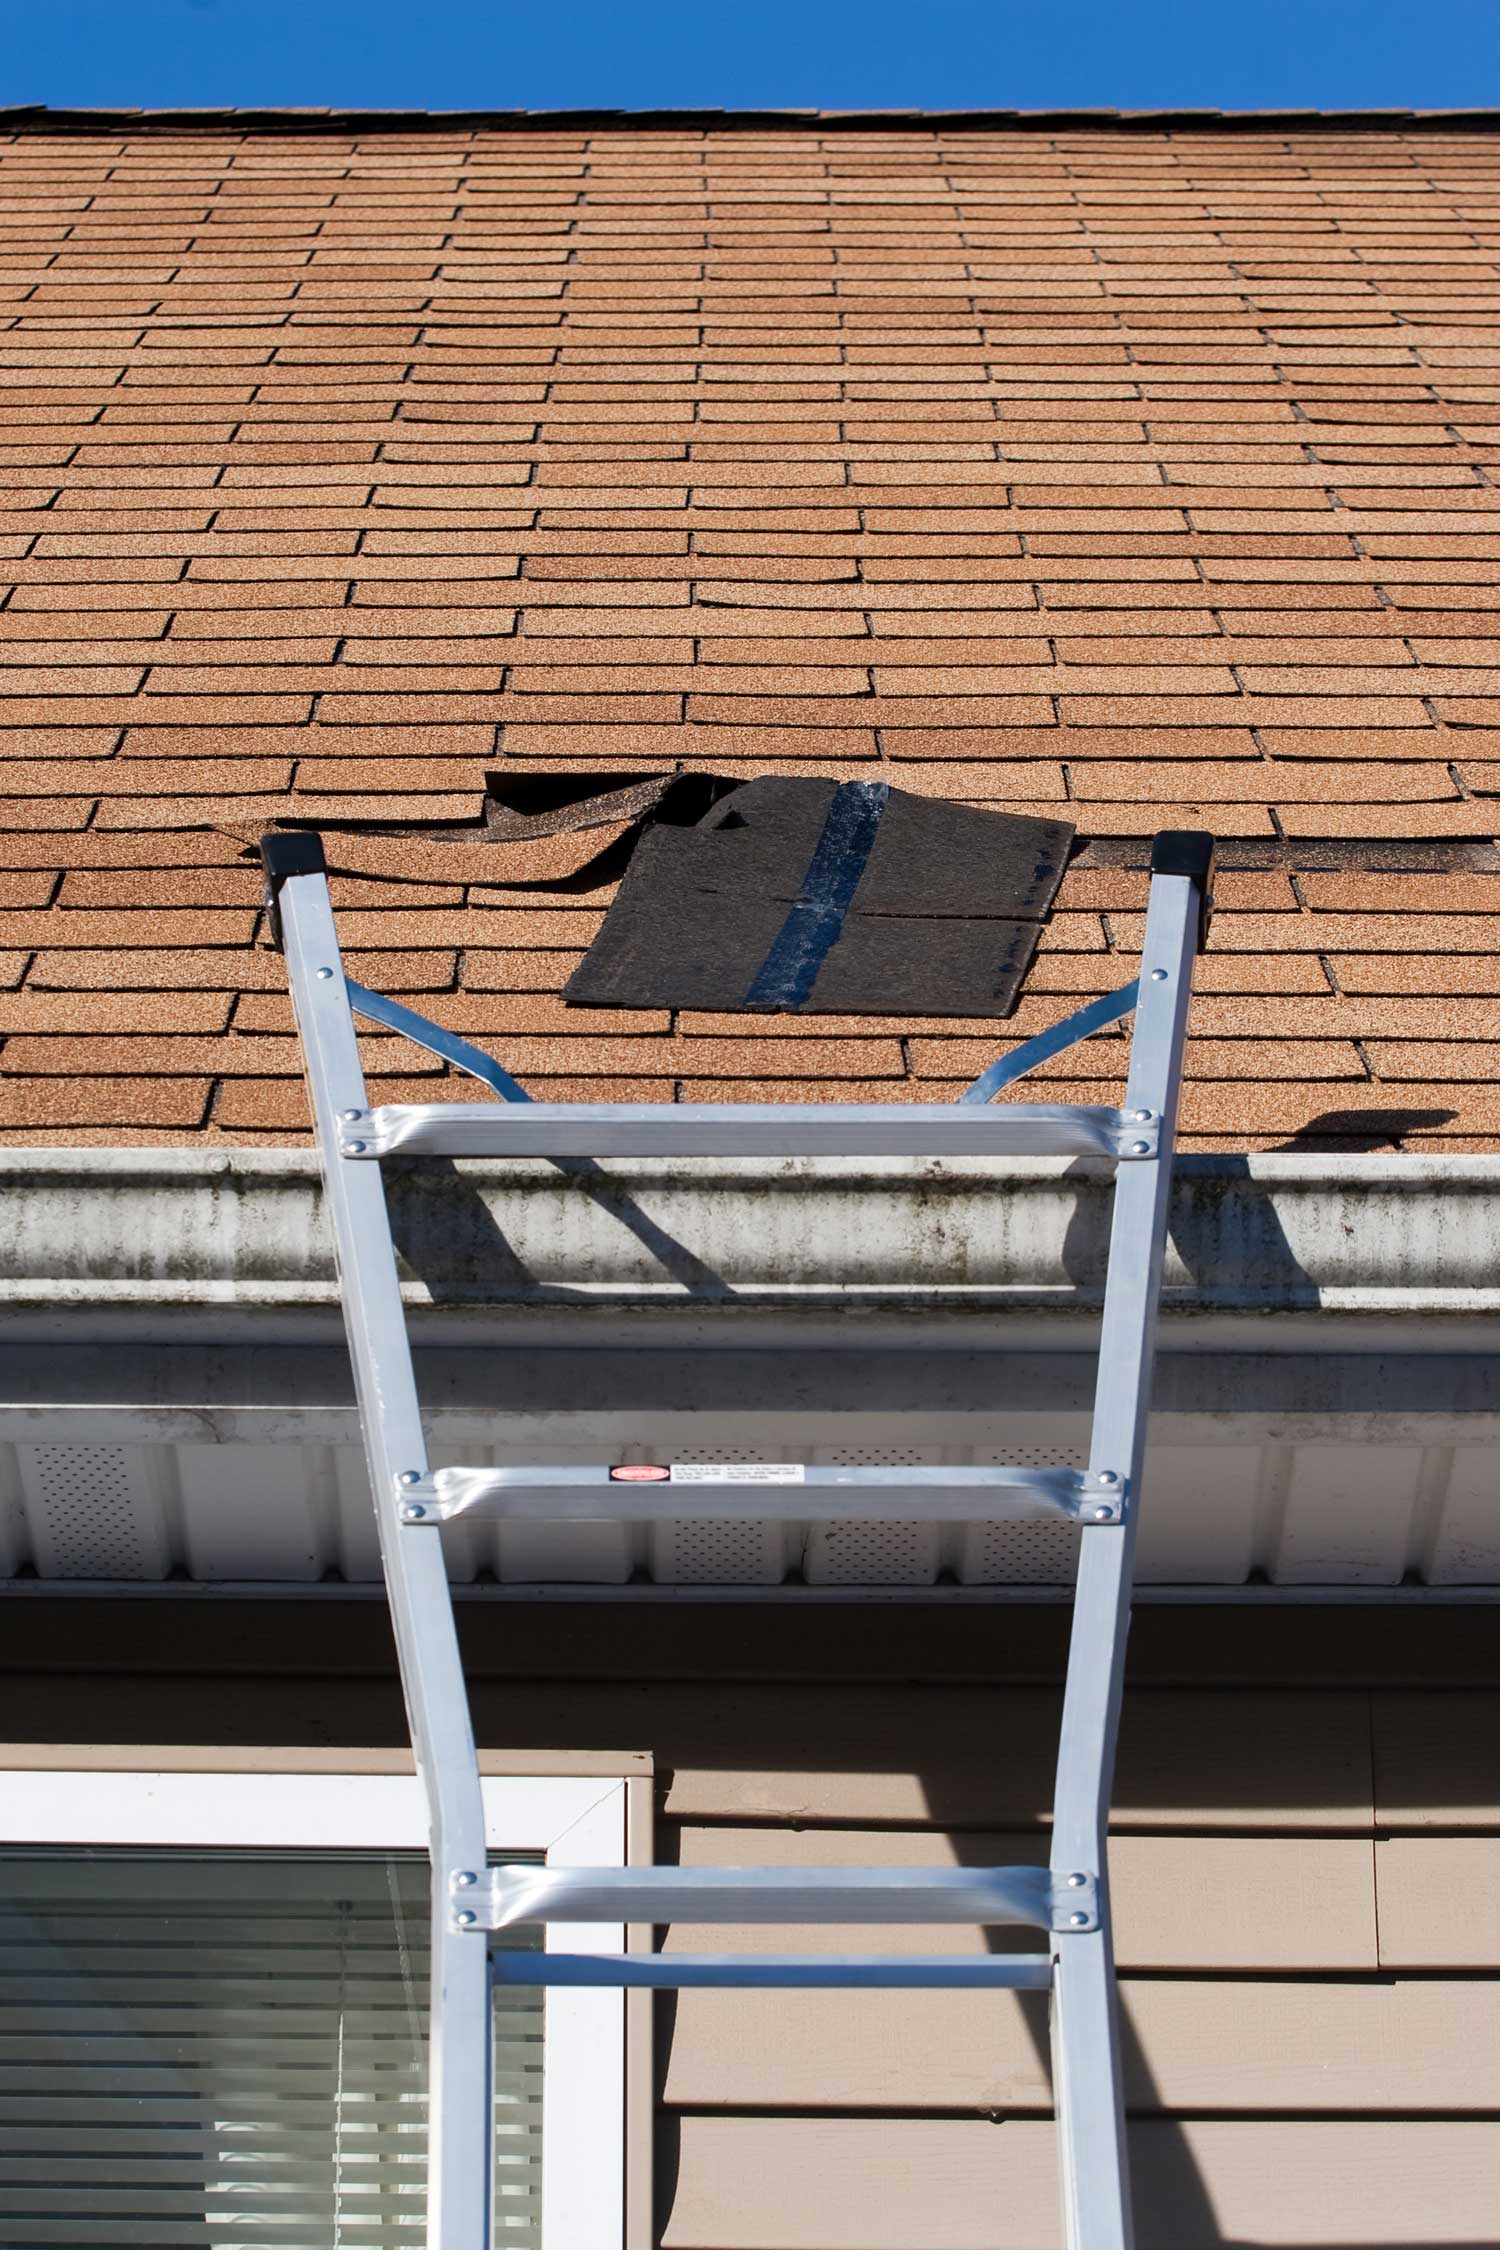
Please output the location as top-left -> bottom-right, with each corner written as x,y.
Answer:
1048,858 -> 1204,2250
271,847 -> 495,2250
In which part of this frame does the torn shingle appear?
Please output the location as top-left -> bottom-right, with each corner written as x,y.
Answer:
219,773 -> 700,890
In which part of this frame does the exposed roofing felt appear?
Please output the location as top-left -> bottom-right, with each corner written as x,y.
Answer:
4,119 -> 1500,1149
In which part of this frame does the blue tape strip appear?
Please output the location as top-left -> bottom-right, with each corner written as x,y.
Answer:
955,980 -> 1140,1107
742,780 -> 890,1009
345,979 -> 533,1105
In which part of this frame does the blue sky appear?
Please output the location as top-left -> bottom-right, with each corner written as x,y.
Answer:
6,0 -> 1500,114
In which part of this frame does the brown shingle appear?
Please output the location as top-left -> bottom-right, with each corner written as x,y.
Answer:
0,990 -> 234,1034
27,947 -> 456,991
910,1036 -> 1365,1081
0,1077 -> 211,1129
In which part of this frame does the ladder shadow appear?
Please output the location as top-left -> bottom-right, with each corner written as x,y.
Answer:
1056,1153 -> 1322,1310
1058,1124 -> 1459,1314
846,1836 -> 1228,2248
383,1154 -> 737,1303
1266,1104 -> 1459,1154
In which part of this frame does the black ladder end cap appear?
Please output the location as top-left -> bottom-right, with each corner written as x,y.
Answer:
1149,828 -> 1215,883
1149,829 -> 1215,951
259,828 -> 327,883
259,829 -> 326,951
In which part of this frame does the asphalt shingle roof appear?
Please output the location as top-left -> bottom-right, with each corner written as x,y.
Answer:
5,114 -> 1500,1147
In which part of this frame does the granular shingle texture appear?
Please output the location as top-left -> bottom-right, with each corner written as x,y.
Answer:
6,113 -> 1500,1148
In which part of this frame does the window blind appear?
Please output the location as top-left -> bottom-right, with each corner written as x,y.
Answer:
0,1848 -> 544,2249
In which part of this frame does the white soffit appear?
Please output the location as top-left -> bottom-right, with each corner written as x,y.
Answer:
0,1150 -> 1496,1596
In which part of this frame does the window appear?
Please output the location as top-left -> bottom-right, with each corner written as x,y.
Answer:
0,1769 -> 630,2250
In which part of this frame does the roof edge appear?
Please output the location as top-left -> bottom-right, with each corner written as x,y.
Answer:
4,103 -> 1500,134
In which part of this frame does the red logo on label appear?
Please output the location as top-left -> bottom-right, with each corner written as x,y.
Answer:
609,1464 -> 671,1482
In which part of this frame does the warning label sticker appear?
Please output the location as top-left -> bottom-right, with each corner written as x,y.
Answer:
668,1463 -> 806,1485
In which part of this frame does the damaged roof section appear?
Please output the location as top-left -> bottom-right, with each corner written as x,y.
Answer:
2,121 -> 1500,1144
566,782 -> 1073,1014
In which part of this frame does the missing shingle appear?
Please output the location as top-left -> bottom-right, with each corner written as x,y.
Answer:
1072,837 -> 1500,875
479,769 -> 740,840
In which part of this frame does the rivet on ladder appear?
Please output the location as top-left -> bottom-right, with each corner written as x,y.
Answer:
454,1910 -> 478,1929
402,1504 -> 426,1522
1093,1506 -> 1114,1521
398,1472 -> 422,1486
315,967 -> 335,980
1066,1873 -> 1088,1888
1129,1140 -> 1151,1155
1068,1912 -> 1091,1928
1149,967 -> 1169,982
1097,1472 -> 1119,1485
454,1871 -> 478,1888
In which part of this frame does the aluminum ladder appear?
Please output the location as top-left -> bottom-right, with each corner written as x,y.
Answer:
262,824 -> 1214,2250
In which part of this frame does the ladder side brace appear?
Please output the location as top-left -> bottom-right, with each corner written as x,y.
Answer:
265,826 -> 1212,2250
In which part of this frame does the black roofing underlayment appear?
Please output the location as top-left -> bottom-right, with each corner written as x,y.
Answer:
5,105 -> 1500,131
565,779 -> 1074,1017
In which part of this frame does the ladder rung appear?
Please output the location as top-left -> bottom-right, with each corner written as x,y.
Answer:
492,1953 -> 1055,1990
463,1863 -> 1095,1932
337,1100 -> 1160,1162
406,1463 -> 1124,1526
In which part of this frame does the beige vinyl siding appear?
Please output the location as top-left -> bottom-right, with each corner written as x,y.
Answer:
1372,1688 -> 1500,1823
663,1977 -> 1500,2113
639,1680 -> 1495,2247
649,1684 -> 1375,1827
662,2119 -> 1500,2250
1376,1837 -> 1500,1966
6,1603 -> 1500,2249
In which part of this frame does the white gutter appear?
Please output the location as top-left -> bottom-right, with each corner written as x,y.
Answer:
1,1149 -> 1499,1325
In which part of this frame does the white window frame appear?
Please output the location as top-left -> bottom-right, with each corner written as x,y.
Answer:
0,1768 -> 629,2250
